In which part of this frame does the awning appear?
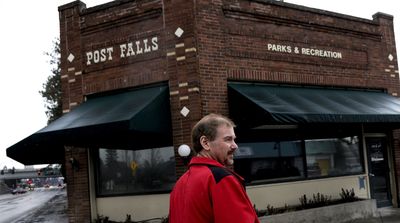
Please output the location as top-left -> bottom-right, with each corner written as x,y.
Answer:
228,82 -> 400,128
7,84 -> 172,165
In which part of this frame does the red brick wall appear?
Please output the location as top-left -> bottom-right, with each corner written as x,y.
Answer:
196,0 -> 231,115
193,0 -> 398,112
216,1 -> 398,91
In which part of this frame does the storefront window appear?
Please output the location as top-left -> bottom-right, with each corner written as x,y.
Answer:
305,136 -> 362,177
96,146 -> 176,196
234,136 -> 363,184
234,141 -> 304,183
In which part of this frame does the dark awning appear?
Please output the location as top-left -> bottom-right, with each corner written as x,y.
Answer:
7,84 -> 172,165
228,82 -> 400,128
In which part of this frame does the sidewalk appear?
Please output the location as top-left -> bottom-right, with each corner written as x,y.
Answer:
348,207 -> 400,223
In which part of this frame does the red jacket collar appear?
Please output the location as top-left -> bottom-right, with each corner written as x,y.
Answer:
188,156 -> 245,181
188,156 -> 225,168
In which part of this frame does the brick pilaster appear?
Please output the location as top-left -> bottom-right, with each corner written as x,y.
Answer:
59,2 -> 90,222
65,147 -> 91,223
59,1 -> 85,114
163,0 -> 202,176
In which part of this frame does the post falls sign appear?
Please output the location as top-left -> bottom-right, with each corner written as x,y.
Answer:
85,36 -> 159,66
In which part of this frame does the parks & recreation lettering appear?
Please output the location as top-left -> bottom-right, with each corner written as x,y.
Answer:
267,43 -> 342,59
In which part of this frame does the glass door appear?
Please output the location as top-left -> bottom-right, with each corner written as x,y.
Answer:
365,137 -> 392,207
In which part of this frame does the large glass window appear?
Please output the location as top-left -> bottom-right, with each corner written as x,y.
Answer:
234,136 -> 363,185
96,146 -> 176,196
305,136 -> 362,177
234,140 -> 304,183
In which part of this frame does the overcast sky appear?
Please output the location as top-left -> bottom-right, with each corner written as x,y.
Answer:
0,0 -> 399,169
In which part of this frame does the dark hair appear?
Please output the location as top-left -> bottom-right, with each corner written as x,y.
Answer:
191,113 -> 236,153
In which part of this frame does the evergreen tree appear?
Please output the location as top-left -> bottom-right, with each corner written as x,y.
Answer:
39,39 -> 64,179
105,150 -> 119,181
105,149 -> 119,168
39,38 -> 62,124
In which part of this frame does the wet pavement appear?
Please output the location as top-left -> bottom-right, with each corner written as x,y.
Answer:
12,189 -> 68,223
0,188 -> 68,223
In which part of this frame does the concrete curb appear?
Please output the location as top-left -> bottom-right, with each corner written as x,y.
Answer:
259,199 -> 378,223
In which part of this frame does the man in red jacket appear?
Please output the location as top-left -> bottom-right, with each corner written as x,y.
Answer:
169,113 -> 260,223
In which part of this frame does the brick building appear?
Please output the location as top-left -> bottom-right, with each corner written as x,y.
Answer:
7,0 -> 400,222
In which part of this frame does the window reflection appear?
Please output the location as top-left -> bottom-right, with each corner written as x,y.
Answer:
234,136 -> 363,184
234,141 -> 304,183
305,136 -> 362,177
96,146 -> 176,196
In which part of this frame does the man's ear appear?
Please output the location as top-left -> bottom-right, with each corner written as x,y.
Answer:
200,136 -> 210,151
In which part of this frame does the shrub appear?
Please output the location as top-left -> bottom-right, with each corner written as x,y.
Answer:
299,192 -> 331,209
340,188 -> 359,202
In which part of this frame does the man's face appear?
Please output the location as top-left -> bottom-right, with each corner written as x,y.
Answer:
208,125 -> 238,166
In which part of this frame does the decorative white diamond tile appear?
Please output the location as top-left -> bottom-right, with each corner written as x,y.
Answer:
180,106 -> 190,117
388,54 -> 393,61
175,27 -> 184,38
68,53 -> 75,62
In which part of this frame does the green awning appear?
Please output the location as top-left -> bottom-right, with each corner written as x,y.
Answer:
228,82 -> 400,128
7,84 -> 172,165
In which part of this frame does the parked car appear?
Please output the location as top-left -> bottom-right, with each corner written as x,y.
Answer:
11,187 -> 27,195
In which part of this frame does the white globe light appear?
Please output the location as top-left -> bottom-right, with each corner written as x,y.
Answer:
178,144 -> 191,157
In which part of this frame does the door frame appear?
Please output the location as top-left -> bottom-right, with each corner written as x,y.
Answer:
363,133 -> 395,207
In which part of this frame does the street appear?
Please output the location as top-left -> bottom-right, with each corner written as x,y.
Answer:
0,187 -> 67,223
